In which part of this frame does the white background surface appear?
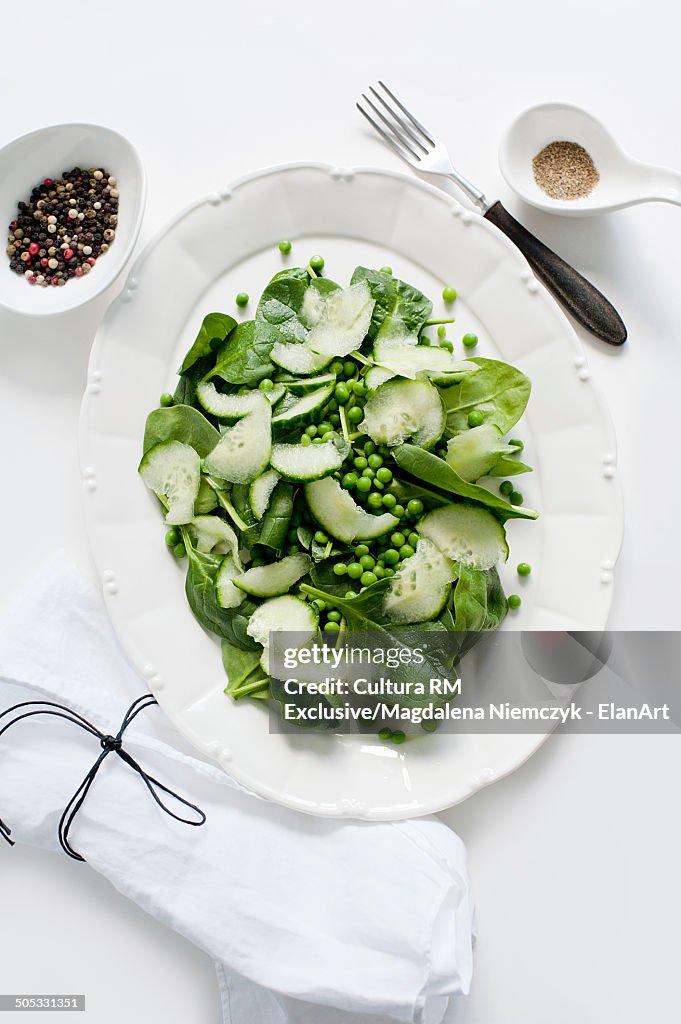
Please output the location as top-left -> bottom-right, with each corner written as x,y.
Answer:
1,0 -> 679,1021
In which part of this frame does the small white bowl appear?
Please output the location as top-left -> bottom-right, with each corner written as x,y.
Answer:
499,101 -> 681,217
0,123 -> 145,316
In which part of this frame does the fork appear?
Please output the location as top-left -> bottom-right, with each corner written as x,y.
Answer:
357,83 -> 627,346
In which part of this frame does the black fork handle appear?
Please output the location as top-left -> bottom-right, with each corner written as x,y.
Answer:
484,201 -> 627,346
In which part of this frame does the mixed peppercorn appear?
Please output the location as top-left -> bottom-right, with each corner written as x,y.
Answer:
6,166 -> 119,287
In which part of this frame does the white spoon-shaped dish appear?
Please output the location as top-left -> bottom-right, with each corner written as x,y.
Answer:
499,102 -> 681,216
0,122 -> 145,316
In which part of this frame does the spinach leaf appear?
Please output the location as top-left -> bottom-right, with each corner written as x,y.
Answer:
256,268 -> 341,341
173,355 -> 214,408
393,444 -> 537,521
208,320 -> 281,386
222,642 -> 263,693
258,481 -> 294,553
441,358 -> 531,436
231,483 -> 260,547
256,267 -> 310,341
452,565 -> 507,633
143,404 -> 221,457
351,266 -> 432,342
269,676 -> 337,730
220,598 -> 261,651
184,546 -> 231,639
179,313 -> 237,374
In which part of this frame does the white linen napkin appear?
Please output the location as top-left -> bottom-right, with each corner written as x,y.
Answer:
0,553 -> 474,1024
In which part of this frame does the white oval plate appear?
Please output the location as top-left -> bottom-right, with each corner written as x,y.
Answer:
79,164 -> 623,820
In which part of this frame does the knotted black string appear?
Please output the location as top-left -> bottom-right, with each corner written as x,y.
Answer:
0,694 -> 206,861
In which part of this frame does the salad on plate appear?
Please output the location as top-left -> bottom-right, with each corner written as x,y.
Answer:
139,258 -> 537,734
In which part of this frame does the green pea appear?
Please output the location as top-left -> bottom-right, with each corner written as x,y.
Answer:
355,476 -> 372,493
312,599 -> 326,612
517,562 -> 532,576
510,491 -> 524,506
508,594 -> 522,609
439,339 -> 454,353
399,544 -> 415,560
352,379 -> 367,396
421,333 -> 431,346
372,478 -> 385,491
335,383 -> 350,404
367,492 -> 383,509
345,590 -> 357,600
329,413 -> 340,426
393,504 -> 405,518
374,565 -> 386,579
306,424 -> 318,437
311,437 -> 323,445
383,566 -> 396,577
391,730 -> 406,744
354,544 -> 370,557
442,286 -> 457,303
406,498 -> 424,517
462,332 -> 478,349
347,562 -> 363,579
361,571 -> 378,587
510,438 -> 524,451
391,532 -> 406,548
348,406 -> 364,424
364,440 -> 376,455
309,255 -> 325,271
321,431 -> 336,443
379,266 -> 392,275
317,421 -> 332,434
300,434 -> 312,446
159,392 -> 174,408
173,543 -> 186,559
376,467 -> 392,483
378,446 -> 391,458
341,360 -> 354,378
278,239 -> 292,254
359,555 -> 376,571
324,621 -> 340,633
408,532 -> 419,548
333,562 -> 348,576
368,453 -> 383,469
326,609 -> 342,623
287,543 -> 300,555
165,528 -> 180,547
383,548 -> 400,565
330,360 -> 344,375
353,456 -> 368,471
436,446 -> 447,459
362,467 -> 375,479
468,410 -> 485,427
382,493 -> 397,508
499,480 -> 513,496
235,292 -> 249,307
314,530 -> 328,544
341,472 -> 358,489
437,325 -> 447,339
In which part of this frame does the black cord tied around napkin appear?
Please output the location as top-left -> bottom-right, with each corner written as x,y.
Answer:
0,694 -> 206,861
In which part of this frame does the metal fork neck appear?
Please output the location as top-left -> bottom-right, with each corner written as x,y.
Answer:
446,171 -> 489,212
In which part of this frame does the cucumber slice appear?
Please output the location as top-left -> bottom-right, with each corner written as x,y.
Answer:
365,365 -> 395,391
271,441 -> 344,481
305,477 -> 398,543
360,379 -> 445,448
215,555 -> 246,609
202,395 -> 271,483
196,381 -> 260,420
188,516 -> 241,564
384,539 -> 458,624
249,469 -> 280,520
271,385 -> 334,438
139,440 -> 200,526
284,373 -> 337,393
305,280 -> 375,358
374,340 -> 475,381
234,552 -> 312,597
418,504 -> 509,569
247,595 -> 319,673
446,424 -> 517,483
271,341 -> 332,375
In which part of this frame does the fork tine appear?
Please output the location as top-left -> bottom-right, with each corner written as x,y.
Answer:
368,85 -> 429,155
356,102 -> 416,165
377,81 -> 435,146
360,93 -> 421,161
